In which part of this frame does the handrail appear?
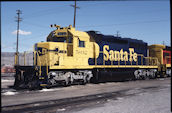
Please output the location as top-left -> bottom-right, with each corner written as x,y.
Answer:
24,51 -> 26,66
34,51 -> 36,66
36,51 -> 42,76
165,56 -> 171,64
33,51 -> 42,76
100,52 -> 159,66
18,49 -> 160,68
137,54 -> 144,65
144,57 -> 159,66
15,51 -> 34,66
45,50 -> 49,75
34,50 -> 50,76
14,53 -> 18,65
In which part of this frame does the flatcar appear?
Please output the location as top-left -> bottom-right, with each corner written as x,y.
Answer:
14,25 -> 171,89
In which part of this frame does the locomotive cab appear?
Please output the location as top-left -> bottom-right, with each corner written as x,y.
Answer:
47,26 -> 73,56
31,25 -> 98,87
34,25 -> 99,69
34,25 -> 73,67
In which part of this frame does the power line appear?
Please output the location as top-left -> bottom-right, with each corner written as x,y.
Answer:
23,3 -> 71,18
77,19 -> 169,28
23,6 -> 70,20
22,21 -> 49,28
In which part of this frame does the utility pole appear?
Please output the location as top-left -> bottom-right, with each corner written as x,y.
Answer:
15,10 -> 22,65
71,0 -> 80,28
115,31 -> 120,37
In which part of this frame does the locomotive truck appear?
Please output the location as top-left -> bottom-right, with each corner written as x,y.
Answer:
14,25 -> 171,89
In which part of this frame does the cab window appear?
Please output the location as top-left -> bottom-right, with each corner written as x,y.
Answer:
47,31 -> 67,42
68,37 -> 73,43
78,39 -> 85,47
53,37 -> 66,42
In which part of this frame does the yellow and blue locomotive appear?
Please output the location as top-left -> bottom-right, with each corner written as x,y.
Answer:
14,25 -> 171,89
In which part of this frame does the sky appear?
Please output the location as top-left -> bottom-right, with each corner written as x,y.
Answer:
1,1 -> 170,52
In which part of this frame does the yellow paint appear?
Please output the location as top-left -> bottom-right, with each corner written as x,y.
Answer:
148,44 -> 165,65
35,25 -> 100,68
103,45 -> 109,61
166,64 -> 171,68
33,25 -> 164,71
129,48 -> 137,62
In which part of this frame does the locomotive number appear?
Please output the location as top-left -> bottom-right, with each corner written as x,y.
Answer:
76,50 -> 87,55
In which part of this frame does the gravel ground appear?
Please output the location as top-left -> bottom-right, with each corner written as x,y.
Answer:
69,84 -> 171,113
1,73 -> 15,89
1,73 -> 171,113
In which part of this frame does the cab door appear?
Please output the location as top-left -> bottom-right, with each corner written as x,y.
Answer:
67,36 -> 73,56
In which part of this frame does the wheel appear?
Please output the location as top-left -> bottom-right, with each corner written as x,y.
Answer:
86,76 -> 90,83
63,81 -> 68,87
28,79 -> 40,90
63,78 -> 70,87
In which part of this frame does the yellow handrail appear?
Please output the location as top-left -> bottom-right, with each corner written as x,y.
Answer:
24,51 -> 26,66
45,50 -> 49,75
34,51 -> 42,76
37,52 -> 42,76
14,53 -> 18,65
34,51 -> 36,65
165,56 -> 171,64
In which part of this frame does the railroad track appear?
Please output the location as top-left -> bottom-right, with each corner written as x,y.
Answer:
2,85 -> 165,113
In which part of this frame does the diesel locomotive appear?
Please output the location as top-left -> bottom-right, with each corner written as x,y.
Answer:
14,25 -> 171,89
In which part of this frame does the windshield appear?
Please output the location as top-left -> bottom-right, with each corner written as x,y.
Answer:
46,31 -> 73,43
47,31 -> 67,42
52,37 -> 66,42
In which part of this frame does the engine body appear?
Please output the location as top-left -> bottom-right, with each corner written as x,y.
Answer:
14,25 -> 171,89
